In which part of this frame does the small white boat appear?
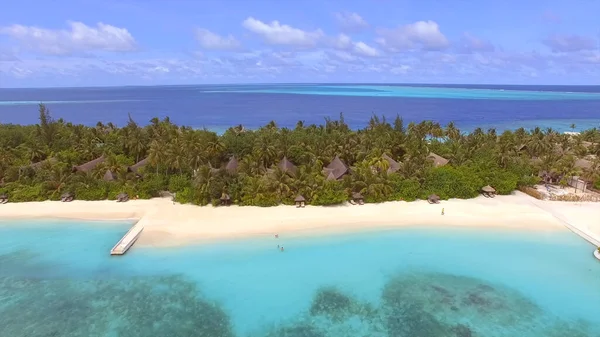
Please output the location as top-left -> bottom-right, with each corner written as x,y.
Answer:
594,249 -> 600,261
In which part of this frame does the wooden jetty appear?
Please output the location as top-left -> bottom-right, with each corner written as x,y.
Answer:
110,220 -> 145,255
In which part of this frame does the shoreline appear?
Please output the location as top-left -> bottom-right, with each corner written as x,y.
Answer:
1,192 -> 599,248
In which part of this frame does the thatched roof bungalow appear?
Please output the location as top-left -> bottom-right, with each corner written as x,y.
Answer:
103,170 -> 117,182
382,154 -> 401,173
22,158 -> 58,171
73,156 -> 105,173
428,153 -> 449,167
323,156 -> 348,180
574,158 -> 592,171
127,157 -> 149,173
278,157 -> 298,176
225,156 -> 239,174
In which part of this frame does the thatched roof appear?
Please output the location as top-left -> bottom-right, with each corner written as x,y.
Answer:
428,194 -> 440,202
575,158 -> 592,170
482,185 -> 496,193
23,158 -> 58,171
324,156 -> 348,180
382,154 -> 401,173
294,195 -> 305,202
582,141 -> 593,149
428,153 -> 449,167
352,192 -> 364,200
325,171 -> 337,181
73,156 -> 105,173
278,157 -> 297,176
103,170 -> 117,182
225,156 -> 238,174
220,193 -> 231,201
127,157 -> 148,173
515,144 -> 527,152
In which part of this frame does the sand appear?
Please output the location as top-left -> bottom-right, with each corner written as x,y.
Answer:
1,192 -> 599,248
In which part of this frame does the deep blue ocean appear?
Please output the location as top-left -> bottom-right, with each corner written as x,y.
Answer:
1,220 -> 600,337
1,84 -> 600,132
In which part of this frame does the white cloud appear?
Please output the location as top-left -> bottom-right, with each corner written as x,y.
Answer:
242,17 -> 323,47
353,42 -> 379,57
334,12 -> 369,31
195,28 -> 241,51
329,34 -> 353,49
376,20 -> 449,51
327,34 -> 379,57
0,21 -> 137,55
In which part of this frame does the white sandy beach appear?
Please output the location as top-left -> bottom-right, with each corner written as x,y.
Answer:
1,192 -> 599,248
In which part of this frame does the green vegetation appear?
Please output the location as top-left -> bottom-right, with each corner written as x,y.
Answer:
0,104 -> 599,205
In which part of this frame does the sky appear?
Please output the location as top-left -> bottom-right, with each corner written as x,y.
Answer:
0,0 -> 599,87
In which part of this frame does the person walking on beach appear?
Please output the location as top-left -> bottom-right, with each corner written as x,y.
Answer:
441,208 -> 445,215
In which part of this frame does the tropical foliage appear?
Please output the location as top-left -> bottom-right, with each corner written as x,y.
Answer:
0,104 -> 599,205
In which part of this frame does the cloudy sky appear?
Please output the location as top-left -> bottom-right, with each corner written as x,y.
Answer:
0,0 -> 599,87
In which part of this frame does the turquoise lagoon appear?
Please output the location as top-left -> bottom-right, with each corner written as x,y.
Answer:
1,220 -> 600,337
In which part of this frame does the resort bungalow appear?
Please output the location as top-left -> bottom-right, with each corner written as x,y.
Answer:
20,157 -> 58,174
427,194 -> 441,204
481,185 -> 496,198
294,195 -> 306,208
225,156 -> 239,175
382,154 -> 401,174
127,157 -> 149,174
103,170 -> 118,182
574,158 -> 593,171
351,192 -> 364,205
220,193 -> 232,206
278,157 -> 298,176
323,156 -> 349,181
72,156 -> 105,173
428,153 -> 449,168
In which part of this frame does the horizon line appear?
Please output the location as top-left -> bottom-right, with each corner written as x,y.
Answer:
2,82 -> 600,90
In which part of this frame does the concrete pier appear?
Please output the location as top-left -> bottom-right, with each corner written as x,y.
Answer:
110,219 -> 145,255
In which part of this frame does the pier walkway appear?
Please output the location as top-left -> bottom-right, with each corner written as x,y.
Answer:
110,214 -> 151,255
530,200 -> 600,247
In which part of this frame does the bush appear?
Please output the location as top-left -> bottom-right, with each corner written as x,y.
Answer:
390,176 -> 420,201
138,174 -> 167,198
168,174 -> 191,193
71,182 -> 108,200
311,181 -> 347,206
7,184 -> 46,202
421,166 -> 480,199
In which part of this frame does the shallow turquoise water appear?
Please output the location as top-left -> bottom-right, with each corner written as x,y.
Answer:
205,85 -> 600,100
1,221 -> 600,337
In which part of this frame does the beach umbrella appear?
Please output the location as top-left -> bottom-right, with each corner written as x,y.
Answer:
427,194 -> 440,204
351,192 -> 364,200
294,195 -> 305,202
482,185 -> 496,193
